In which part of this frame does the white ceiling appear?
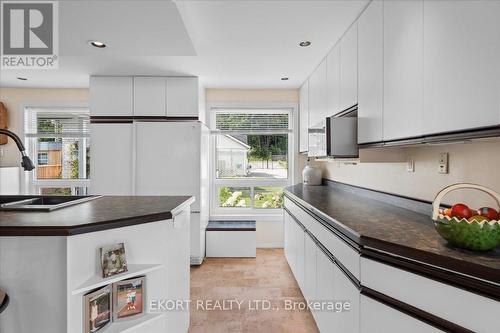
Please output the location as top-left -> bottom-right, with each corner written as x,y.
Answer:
0,0 -> 368,89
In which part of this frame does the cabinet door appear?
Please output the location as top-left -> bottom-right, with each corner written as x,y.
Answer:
383,0 -> 423,141
358,0 -> 383,144
286,213 -> 297,275
284,211 -> 291,263
89,77 -> 133,117
294,221 -> 305,290
334,265 -> 359,333
299,82 -> 309,153
360,295 -> 442,333
90,123 -> 133,195
133,77 -> 166,117
315,249 -> 336,332
166,77 -> 199,118
340,23 -> 358,111
326,45 -> 341,116
135,122 -> 201,210
423,0 -> 500,135
303,233 -> 317,302
308,59 -> 328,128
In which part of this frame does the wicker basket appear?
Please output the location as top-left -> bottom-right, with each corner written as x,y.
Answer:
432,183 -> 500,251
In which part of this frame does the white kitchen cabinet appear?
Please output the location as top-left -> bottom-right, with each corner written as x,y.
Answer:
423,0 -> 500,135
315,248 -> 336,332
326,44 -> 341,116
285,211 -> 297,276
303,232 -> 317,302
360,295 -> 441,333
383,0 -> 423,141
294,220 -> 305,290
135,122 -> 202,211
308,59 -> 328,128
299,81 -> 309,153
90,123 -> 134,195
340,23 -> 358,111
357,0 -> 384,144
334,265 -> 359,333
166,77 -> 199,118
134,77 -> 166,117
90,76 -> 133,116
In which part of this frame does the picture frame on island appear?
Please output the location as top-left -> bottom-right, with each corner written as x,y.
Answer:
113,276 -> 146,321
100,243 -> 128,278
83,285 -> 112,333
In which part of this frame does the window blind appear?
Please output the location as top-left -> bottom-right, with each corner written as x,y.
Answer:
214,110 -> 290,134
25,107 -> 90,138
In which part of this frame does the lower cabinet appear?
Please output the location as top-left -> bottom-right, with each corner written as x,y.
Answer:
284,209 -> 360,333
283,198 -> 472,333
303,232 -> 317,302
360,295 -> 442,333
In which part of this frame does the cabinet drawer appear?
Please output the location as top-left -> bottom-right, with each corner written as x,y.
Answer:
284,197 -> 360,280
361,257 -> 499,333
360,295 -> 442,333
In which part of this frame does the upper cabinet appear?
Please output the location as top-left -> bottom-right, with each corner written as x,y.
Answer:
134,77 -> 166,117
299,81 -> 309,153
90,77 -> 133,116
166,77 -> 199,118
358,0 -> 383,144
383,0 -> 424,141
91,76 -> 199,118
308,59 -> 328,128
423,0 -> 500,135
326,44 -> 341,116
340,23 -> 358,111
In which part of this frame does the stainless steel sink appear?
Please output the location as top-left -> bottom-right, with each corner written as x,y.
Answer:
0,195 -> 102,211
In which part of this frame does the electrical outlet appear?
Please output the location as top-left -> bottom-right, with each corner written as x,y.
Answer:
406,156 -> 415,173
439,153 -> 448,174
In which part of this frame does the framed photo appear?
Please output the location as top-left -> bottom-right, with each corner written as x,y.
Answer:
113,276 -> 146,320
83,285 -> 112,333
100,243 -> 128,278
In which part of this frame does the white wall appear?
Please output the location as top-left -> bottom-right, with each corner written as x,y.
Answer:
206,89 -> 299,248
303,138 -> 500,209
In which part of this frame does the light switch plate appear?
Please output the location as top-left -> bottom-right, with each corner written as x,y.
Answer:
439,153 -> 448,174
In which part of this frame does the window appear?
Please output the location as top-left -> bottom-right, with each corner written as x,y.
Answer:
25,106 -> 90,195
211,109 -> 292,212
37,153 -> 48,165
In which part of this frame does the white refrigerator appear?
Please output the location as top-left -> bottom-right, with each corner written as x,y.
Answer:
91,121 -> 210,264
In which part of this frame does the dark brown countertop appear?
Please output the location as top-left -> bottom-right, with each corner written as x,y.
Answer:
284,183 -> 500,290
0,196 -> 194,236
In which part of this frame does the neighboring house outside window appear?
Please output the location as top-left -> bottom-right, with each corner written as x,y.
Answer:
37,152 -> 49,166
25,106 -> 90,195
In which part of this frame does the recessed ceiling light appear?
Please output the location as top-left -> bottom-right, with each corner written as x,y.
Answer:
281,77 -> 289,81
88,40 -> 106,48
17,77 -> 28,81
299,41 -> 311,47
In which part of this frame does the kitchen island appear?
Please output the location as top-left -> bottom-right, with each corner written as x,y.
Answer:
284,182 -> 500,333
0,195 -> 194,333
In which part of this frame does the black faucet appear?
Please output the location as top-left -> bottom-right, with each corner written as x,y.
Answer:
0,129 -> 35,171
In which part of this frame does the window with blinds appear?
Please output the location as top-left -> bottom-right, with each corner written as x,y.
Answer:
214,110 -> 290,134
24,107 -> 90,195
25,108 -> 90,138
211,109 -> 291,210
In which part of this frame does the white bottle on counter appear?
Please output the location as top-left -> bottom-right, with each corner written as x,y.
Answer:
302,158 -> 322,186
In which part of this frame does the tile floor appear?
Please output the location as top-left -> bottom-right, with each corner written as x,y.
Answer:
189,248 -> 319,333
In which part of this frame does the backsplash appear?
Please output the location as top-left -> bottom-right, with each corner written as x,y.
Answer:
300,139 -> 500,209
